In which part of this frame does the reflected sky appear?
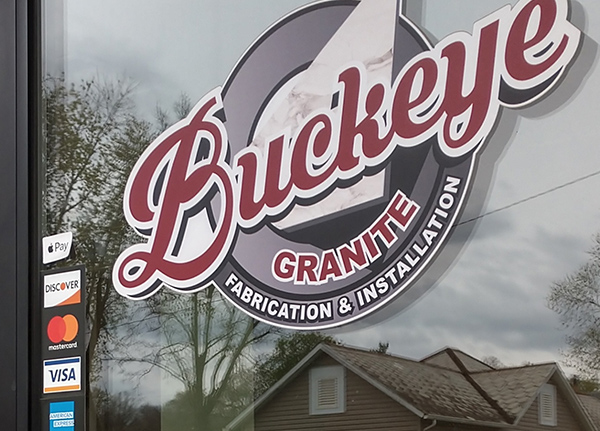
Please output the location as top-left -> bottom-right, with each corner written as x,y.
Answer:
46,0 -> 600,404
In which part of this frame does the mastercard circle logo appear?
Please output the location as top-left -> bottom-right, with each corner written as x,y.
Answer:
47,314 -> 78,344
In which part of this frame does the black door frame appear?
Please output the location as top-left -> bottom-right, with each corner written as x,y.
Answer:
0,0 -> 38,430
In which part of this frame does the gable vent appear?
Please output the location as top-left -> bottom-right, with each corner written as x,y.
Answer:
310,366 -> 345,415
317,378 -> 338,409
538,383 -> 557,426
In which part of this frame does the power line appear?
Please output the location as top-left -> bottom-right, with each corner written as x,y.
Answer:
457,169 -> 600,227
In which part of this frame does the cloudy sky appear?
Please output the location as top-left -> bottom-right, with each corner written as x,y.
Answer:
340,0 -> 600,365
47,0 -> 600,405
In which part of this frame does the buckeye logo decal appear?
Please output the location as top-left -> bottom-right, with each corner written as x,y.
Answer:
113,0 -> 581,329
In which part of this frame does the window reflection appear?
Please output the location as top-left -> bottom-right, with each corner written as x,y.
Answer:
41,1 -> 600,430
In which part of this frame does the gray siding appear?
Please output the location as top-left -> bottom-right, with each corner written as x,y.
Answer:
512,386 -> 582,431
252,355 -> 420,431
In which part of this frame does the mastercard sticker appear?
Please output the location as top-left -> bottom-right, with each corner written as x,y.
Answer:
47,315 -> 79,344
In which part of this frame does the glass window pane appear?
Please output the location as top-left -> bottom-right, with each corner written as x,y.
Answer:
41,1 -> 600,430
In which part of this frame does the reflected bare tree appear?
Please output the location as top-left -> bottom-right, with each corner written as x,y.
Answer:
92,388 -> 161,431
481,356 -> 505,369
44,75 -> 153,370
43,76 -> 156,430
254,332 -> 338,398
138,288 -> 271,430
44,78 -> 275,430
548,233 -> 600,380
109,286 -> 273,430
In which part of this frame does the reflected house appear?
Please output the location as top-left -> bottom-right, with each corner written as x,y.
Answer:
227,344 -> 600,431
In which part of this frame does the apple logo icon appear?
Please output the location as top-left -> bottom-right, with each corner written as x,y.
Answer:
48,244 -> 54,253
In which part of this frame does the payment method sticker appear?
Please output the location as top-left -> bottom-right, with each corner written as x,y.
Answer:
49,401 -> 75,431
42,232 -> 73,265
47,314 -> 79,352
44,270 -> 81,308
43,357 -> 81,394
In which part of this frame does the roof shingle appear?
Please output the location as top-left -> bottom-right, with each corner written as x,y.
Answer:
327,345 -> 507,423
472,364 -> 555,418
